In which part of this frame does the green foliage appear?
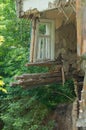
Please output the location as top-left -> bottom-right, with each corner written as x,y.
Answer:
0,0 -> 30,77
0,0 -> 76,130
1,90 -> 55,130
26,80 -> 76,109
1,79 -> 76,130
0,1 -> 55,129
0,76 -> 7,98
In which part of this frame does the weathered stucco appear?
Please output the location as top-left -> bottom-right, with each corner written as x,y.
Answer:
55,22 -> 77,75
39,8 -> 77,76
39,6 -> 77,76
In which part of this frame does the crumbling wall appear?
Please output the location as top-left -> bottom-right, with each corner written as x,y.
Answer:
55,23 -> 77,76
41,10 -> 77,76
44,104 -> 74,130
53,104 -> 73,130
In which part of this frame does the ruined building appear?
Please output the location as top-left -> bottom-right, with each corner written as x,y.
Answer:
12,0 -> 86,129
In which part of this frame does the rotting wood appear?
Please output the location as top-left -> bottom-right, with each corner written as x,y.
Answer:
16,0 -> 76,18
15,71 -> 61,80
25,9 -> 40,19
76,1 -> 86,127
11,76 -> 62,88
76,54 -> 86,127
61,67 -> 65,85
10,82 -> 20,86
76,0 -> 82,56
75,0 -> 86,56
11,68 -> 62,88
30,19 -> 36,62
26,61 -> 62,73
19,76 -> 62,85
82,6 -> 86,54
22,77 -> 62,88
25,61 -> 62,67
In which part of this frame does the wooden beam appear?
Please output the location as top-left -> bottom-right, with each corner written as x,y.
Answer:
11,70 -> 62,88
15,71 -> 61,80
76,0 -> 86,56
21,77 -> 62,88
19,76 -> 62,85
30,19 -> 36,62
25,61 -> 62,67
82,5 -> 86,54
76,2 -> 86,117
11,76 -> 62,88
76,0 -> 82,56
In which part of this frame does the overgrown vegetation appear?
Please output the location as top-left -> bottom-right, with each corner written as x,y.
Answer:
1,81 -> 75,130
0,0 -> 76,130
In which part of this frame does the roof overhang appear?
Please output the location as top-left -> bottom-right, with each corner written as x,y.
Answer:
15,0 -> 76,18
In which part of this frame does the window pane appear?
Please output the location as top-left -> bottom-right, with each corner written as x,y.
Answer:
36,21 -> 53,61
38,23 -> 51,35
39,24 -> 46,35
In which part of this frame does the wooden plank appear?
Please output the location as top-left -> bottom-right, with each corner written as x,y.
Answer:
76,0 -> 86,56
76,0 -> 82,56
25,61 -> 62,67
38,37 -> 41,59
10,82 -> 20,87
15,71 -> 61,80
61,67 -> 65,85
82,5 -> 86,54
11,75 -> 62,87
12,70 -> 62,88
30,19 -> 36,62
20,77 -> 62,87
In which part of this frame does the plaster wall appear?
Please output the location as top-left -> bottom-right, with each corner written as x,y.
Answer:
55,22 -> 77,75
41,10 -> 77,75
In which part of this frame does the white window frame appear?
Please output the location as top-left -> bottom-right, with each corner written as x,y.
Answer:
30,19 -> 55,62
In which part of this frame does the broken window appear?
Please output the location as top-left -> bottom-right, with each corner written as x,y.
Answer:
30,19 -> 55,62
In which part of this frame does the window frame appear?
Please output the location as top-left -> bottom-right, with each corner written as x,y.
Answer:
30,19 -> 55,62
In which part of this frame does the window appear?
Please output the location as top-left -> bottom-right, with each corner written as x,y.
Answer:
30,19 -> 55,62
